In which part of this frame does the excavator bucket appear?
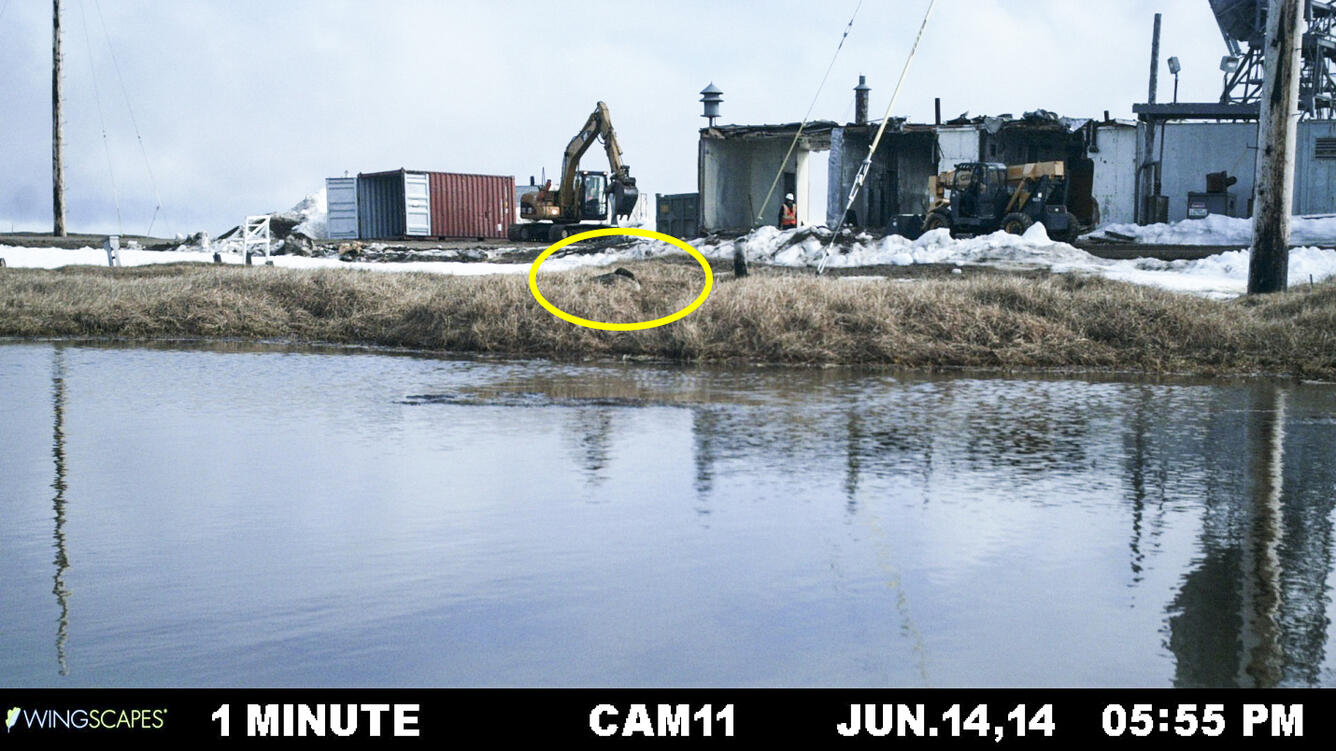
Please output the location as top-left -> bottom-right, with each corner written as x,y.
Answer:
612,178 -> 639,218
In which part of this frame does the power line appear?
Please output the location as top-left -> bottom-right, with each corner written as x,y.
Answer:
78,0 -> 122,235
819,0 -> 937,274
753,0 -> 864,228
92,0 -> 167,237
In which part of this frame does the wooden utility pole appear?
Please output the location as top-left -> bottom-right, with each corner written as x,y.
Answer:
1139,14 -> 1161,225
52,0 -> 66,237
1249,0 -> 1304,294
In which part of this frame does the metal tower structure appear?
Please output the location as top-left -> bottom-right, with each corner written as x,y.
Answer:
1212,0 -> 1336,117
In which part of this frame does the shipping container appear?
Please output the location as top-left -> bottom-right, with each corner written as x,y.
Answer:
428,172 -> 513,239
357,170 -> 432,239
325,177 -> 359,239
656,192 -> 699,238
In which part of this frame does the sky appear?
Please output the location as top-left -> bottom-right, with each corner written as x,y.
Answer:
0,0 -> 1234,236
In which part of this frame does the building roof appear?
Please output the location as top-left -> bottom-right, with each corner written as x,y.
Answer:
700,120 -> 841,148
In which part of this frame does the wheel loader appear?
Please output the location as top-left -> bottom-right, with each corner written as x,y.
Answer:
917,160 -> 1080,241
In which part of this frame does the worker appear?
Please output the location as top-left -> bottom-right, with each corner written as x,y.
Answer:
779,193 -> 798,230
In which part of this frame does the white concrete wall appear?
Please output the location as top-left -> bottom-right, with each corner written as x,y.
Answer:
700,136 -> 815,233
806,149 -> 829,227
936,126 -> 979,169
1090,125 -> 1137,226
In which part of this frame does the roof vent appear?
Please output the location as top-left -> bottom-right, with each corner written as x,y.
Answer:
700,83 -> 723,127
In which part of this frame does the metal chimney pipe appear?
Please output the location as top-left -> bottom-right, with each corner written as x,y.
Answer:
854,75 -> 870,125
700,82 -> 724,127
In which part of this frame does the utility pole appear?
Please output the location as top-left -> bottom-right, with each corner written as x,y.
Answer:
1250,0 -> 1304,294
52,0 -> 66,237
1139,13 -> 1161,225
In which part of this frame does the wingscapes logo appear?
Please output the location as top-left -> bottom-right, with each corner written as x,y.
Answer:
4,706 -> 167,733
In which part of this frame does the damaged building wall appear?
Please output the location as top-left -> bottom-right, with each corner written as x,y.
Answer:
1090,124 -> 1138,226
826,127 -> 936,227
928,116 -> 1138,229
698,134 -> 819,233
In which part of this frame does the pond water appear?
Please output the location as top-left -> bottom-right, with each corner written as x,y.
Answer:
1,341 -> 1334,688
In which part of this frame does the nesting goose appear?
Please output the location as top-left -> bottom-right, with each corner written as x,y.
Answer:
592,267 -> 641,291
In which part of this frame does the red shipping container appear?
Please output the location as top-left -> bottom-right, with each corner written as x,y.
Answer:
427,172 -> 514,239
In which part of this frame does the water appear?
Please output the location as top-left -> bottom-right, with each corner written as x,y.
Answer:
1,341 -> 1334,688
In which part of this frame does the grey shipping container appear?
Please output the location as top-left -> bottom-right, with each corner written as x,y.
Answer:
357,170 -> 432,239
656,192 -> 699,238
325,177 -> 359,239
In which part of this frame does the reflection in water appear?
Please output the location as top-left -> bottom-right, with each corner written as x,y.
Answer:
691,407 -> 718,501
50,347 -> 71,677
843,411 -> 861,508
7,343 -> 1336,687
1124,385 -> 1171,585
1163,384 -> 1335,687
566,408 -> 615,488
1239,388 -> 1286,687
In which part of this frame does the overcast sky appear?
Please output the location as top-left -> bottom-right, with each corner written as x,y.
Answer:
0,0 -> 1233,236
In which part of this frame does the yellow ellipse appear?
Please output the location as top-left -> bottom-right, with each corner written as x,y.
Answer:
526,228 -> 713,331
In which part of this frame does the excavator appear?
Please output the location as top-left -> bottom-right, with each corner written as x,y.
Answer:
508,101 -> 639,242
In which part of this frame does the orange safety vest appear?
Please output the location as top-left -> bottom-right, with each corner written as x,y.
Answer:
780,203 -> 797,228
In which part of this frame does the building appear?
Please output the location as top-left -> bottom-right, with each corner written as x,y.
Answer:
924,112 -> 1139,227
695,80 -> 1140,236
697,121 -> 837,234
1134,102 -> 1336,222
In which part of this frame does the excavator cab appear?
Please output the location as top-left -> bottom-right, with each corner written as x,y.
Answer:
576,172 -> 610,220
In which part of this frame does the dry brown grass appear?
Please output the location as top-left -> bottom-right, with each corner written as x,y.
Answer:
2,261 -> 1334,378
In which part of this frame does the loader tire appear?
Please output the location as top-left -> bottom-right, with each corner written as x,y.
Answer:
1001,212 -> 1034,235
921,211 -> 952,235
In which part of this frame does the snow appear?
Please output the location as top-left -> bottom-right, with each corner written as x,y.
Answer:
1091,213 -> 1336,246
578,224 -> 1336,298
6,219 -> 1336,300
283,190 -> 328,239
0,244 -> 534,276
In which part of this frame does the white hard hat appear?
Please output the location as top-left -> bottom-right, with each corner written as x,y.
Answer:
785,193 -> 794,200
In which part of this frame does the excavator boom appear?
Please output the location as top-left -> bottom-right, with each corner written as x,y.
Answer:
558,101 -> 636,217
509,101 -> 639,242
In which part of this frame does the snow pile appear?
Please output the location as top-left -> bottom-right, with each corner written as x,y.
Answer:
554,224 -> 1099,271
746,224 -> 1096,269
1098,246 -> 1336,297
1091,214 -> 1336,246
282,190 -> 327,240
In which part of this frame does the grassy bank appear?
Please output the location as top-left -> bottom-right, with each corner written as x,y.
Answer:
1,262 -> 1334,379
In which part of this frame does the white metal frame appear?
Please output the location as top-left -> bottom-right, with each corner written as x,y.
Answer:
241,215 -> 272,260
